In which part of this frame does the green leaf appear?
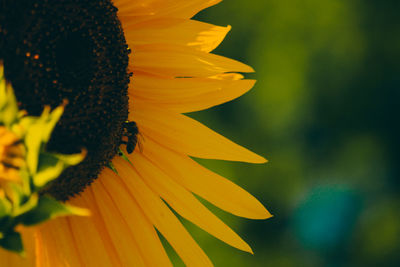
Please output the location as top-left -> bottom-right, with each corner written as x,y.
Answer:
6,183 -> 25,208
0,231 -> 24,256
118,148 -> 133,166
52,151 -> 86,166
13,116 -> 35,137
20,196 -> 89,226
107,162 -> 119,174
0,72 -> 19,127
41,105 -> 64,143
0,198 -> 12,218
33,152 -> 85,188
24,123 -> 43,174
18,169 -> 32,196
33,153 -> 64,188
23,106 -> 66,175
12,194 -> 38,218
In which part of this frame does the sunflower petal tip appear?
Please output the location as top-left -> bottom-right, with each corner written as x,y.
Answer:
234,239 -> 254,254
260,157 -> 268,164
265,211 -> 274,220
253,204 -> 273,220
257,212 -> 273,221
247,245 -> 254,255
239,64 -> 255,74
250,154 -> 268,164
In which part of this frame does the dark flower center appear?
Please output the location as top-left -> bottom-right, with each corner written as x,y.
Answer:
55,31 -> 95,89
0,0 -> 131,200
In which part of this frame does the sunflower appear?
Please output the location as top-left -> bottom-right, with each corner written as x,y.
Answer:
0,0 -> 271,266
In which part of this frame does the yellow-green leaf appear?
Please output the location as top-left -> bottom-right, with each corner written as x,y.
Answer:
21,196 -> 89,226
0,231 -> 24,256
33,153 -> 65,188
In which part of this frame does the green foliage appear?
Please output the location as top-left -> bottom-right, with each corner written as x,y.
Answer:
0,65 -> 19,127
118,148 -> 133,166
196,1 -> 400,266
0,231 -> 24,255
0,64 -> 88,255
20,196 -> 89,226
107,162 -> 119,175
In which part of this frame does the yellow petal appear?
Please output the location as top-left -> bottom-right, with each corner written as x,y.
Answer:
113,159 -> 213,267
65,193 -> 122,267
130,152 -> 253,253
140,137 -> 271,219
88,182 -> 147,266
0,228 -> 36,267
130,44 -> 254,78
125,18 -> 230,52
131,103 -> 266,163
131,73 -> 255,113
36,219 -> 83,267
98,168 -> 173,267
131,73 -> 244,97
33,229 -> 51,267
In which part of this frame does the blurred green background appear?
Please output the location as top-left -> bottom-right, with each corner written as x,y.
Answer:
165,1 -> 400,266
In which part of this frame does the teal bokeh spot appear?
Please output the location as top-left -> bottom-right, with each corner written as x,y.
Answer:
293,186 -> 362,251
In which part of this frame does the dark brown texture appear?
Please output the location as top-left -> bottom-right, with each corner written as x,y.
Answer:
0,0 -> 131,200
